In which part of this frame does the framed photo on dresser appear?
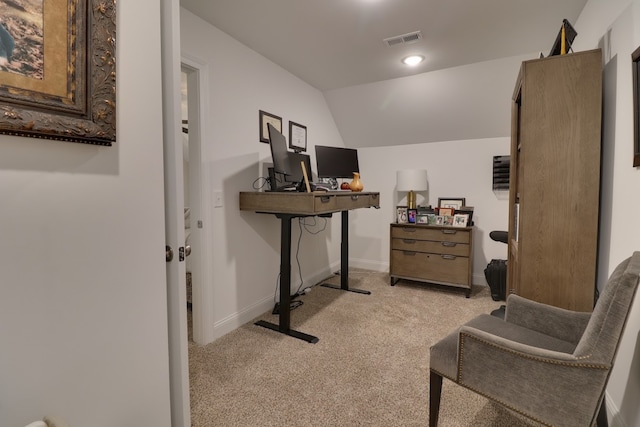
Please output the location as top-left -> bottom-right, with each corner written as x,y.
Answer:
396,206 -> 408,223
438,197 -> 466,210
453,213 -> 469,227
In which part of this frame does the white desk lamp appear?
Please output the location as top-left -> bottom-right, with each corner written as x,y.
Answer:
397,169 -> 428,210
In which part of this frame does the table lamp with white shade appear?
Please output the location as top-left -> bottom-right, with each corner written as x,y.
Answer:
397,169 -> 428,209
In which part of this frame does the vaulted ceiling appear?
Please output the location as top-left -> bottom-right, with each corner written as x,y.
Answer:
180,0 -> 588,91
179,0 -> 589,148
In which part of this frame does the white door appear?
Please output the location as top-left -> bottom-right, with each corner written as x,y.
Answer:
161,0 -> 190,426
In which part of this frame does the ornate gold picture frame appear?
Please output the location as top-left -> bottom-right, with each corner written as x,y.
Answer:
632,44 -> 640,166
0,0 -> 116,146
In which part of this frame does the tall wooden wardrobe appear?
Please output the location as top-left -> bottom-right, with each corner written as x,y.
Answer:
507,49 -> 602,312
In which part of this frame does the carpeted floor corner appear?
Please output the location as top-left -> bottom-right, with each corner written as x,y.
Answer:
188,270 -> 543,426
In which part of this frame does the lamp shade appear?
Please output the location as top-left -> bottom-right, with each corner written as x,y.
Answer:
397,170 -> 428,192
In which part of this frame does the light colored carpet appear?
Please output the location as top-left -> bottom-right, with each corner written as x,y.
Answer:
188,270 -> 542,426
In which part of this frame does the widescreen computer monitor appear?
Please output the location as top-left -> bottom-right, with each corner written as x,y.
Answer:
315,145 -> 359,179
267,123 -> 312,191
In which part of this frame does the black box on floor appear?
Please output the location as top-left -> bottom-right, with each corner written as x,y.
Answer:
484,259 -> 507,301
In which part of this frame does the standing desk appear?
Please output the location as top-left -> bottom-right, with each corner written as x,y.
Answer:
239,191 -> 380,343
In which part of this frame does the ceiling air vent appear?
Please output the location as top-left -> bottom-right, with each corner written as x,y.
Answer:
383,31 -> 423,47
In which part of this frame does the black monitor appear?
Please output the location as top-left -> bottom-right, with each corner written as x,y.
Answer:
267,123 -> 312,191
288,152 -> 312,183
315,145 -> 359,179
268,123 -> 290,176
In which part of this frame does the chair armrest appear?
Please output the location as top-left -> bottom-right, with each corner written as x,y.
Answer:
504,294 -> 591,345
459,325 -> 580,362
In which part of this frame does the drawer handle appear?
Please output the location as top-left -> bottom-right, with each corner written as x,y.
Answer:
402,251 -> 417,256
351,195 -> 359,201
320,196 -> 331,203
371,194 -> 378,200
442,229 -> 457,234
442,242 -> 457,247
403,228 -> 417,233
441,254 -> 457,260
402,239 -> 416,244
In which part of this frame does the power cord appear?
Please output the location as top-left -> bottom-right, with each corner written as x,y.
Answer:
271,271 -> 304,314
271,215 -> 329,314
252,176 -> 270,191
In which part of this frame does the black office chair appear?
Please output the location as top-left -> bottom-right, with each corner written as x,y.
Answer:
489,230 -> 508,244
484,231 -> 508,302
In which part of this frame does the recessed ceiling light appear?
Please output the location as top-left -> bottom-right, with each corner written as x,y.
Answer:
402,55 -> 424,66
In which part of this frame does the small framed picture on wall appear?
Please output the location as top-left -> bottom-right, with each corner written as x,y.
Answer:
289,121 -> 307,152
259,110 -> 283,143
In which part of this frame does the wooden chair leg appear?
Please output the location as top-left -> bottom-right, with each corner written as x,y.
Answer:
596,399 -> 608,427
429,370 -> 443,427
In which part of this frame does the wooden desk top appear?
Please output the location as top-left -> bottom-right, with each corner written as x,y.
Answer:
239,191 -> 380,215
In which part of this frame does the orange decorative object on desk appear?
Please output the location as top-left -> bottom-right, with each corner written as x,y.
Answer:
349,172 -> 364,192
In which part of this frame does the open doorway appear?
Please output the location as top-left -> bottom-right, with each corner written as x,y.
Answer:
181,62 -> 207,344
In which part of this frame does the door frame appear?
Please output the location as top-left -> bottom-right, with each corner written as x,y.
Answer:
161,0 -> 190,426
181,55 -> 215,344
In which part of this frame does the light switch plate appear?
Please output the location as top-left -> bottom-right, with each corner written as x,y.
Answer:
214,191 -> 223,207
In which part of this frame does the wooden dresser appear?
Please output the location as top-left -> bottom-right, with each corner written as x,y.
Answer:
389,223 -> 474,297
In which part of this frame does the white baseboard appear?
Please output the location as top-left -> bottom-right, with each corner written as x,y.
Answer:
349,258 -> 387,272
208,265 -> 343,342
209,296 -> 274,342
473,272 -> 488,287
605,391 -> 627,427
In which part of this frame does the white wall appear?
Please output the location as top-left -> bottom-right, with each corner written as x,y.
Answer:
0,2 -> 172,426
180,9 -> 351,342
352,138 -> 511,281
573,1 -> 640,425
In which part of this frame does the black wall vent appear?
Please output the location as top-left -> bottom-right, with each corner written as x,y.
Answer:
493,155 -> 510,190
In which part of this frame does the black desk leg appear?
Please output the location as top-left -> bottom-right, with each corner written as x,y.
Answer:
321,210 -> 371,295
255,214 -> 319,343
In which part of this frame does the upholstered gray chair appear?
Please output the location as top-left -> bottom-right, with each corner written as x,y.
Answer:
429,252 -> 640,427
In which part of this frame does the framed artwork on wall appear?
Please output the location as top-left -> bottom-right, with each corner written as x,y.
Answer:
0,0 -> 117,146
259,110 -> 282,143
631,45 -> 640,166
288,121 -> 307,152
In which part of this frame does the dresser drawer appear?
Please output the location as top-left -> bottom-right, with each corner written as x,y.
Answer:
391,250 -> 469,285
391,237 -> 469,257
391,226 -> 470,244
